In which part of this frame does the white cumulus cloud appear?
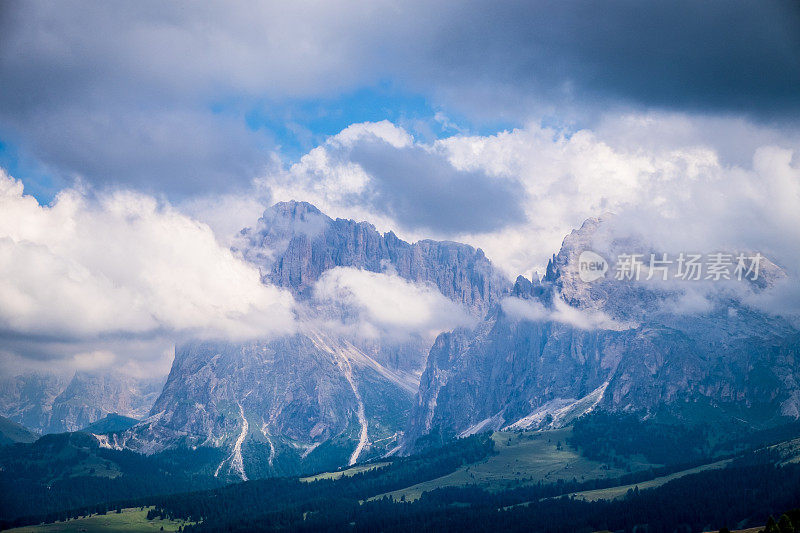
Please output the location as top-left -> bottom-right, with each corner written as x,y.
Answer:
312,266 -> 475,342
501,296 -> 636,331
0,170 -> 296,343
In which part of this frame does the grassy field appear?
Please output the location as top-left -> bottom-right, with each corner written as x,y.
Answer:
5,507 -> 190,532
704,529 -> 764,533
371,428 -> 650,502
300,461 -> 391,482
564,458 -> 733,502
770,436 -> 800,464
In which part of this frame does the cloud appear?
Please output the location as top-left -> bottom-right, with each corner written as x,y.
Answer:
262,120 -> 526,236
435,119 -> 800,290
71,350 -> 116,371
254,115 -> 800,320
312,266 -> 475,342
593,112 -> 800,169
406,0 -> 800,120
501,296 -> 636,331
2,0 -> 796,118
1,1 -> 798,195
0,1 -> 394,195
0,336 -> 177,379
0,170 -> 296,344
0,102 -> 273,196
349,138 -> 526,233
600,145 -> 800,275
177,191 -> 271,247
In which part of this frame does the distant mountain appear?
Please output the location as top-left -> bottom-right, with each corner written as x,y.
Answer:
406,217 -> 800,449
0,372 -> 164,434
116,201 -> 510,480
0,415 -> 37,446
80,413 -> 140,434
0,373 -> 66,434
47,372 -> 164,434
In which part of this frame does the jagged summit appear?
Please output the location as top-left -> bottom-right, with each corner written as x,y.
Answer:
406,216 -> 800,450
239,201 -> 509,310
270,199 -> 324,214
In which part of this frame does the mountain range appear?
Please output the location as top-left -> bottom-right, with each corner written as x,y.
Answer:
407,217 -> 800,448
4,201 -> 799,482
111,201 -> 508,479
0,371 -> 162,434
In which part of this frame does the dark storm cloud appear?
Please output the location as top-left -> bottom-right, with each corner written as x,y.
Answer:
0,105 -> 270,196
411,0 -> 800,119
0,1 -> 283,194
349,139 -> 526,233
0,0 -> 797,195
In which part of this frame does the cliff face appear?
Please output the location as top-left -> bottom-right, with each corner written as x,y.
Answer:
406,218 -> 800,449
124,334 -> 411,479
118,201 -> 510,480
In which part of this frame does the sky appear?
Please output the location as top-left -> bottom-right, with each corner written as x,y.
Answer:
0,0 -> 799,376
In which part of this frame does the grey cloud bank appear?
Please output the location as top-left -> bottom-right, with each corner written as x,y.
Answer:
349,139 -> 526,234
1,0 -> 798,193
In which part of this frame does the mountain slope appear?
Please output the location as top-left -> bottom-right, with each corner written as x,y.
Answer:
123,333 -> 416,479
80,414 -> 140,435
0,416 -> 38,446
0,431 -> 223,523
116,201 -> 511,479
407,217 -> 800,449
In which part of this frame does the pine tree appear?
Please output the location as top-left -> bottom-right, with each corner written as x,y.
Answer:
779,514 -> 795,533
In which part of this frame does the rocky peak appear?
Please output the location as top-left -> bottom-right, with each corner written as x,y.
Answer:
406,216 -> 800,450
512,275 -> 532,297
120,202 -> 510,478
239,201 -> 510,313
